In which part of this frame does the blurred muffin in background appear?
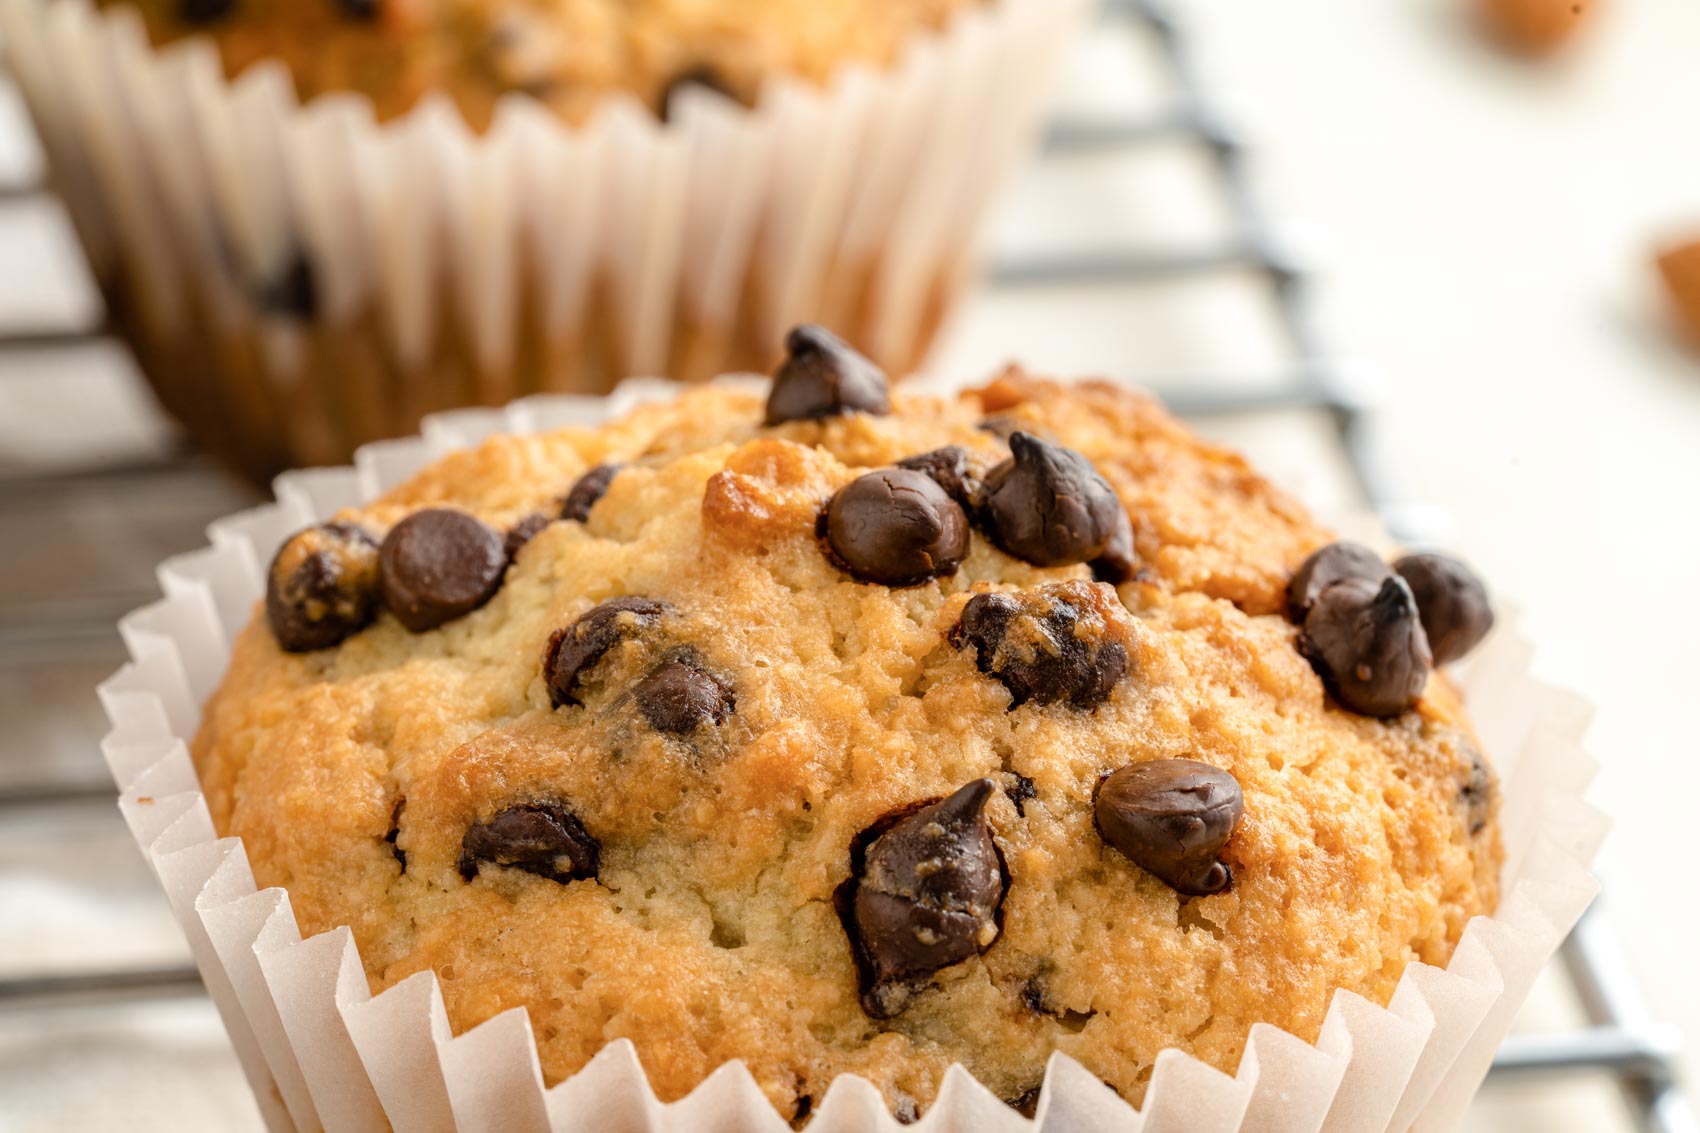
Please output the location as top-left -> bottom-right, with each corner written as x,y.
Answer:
1473,0 -> 1595,57
1656,237 -> 1700,348
4,0 -> 1086,481
108,0 -> 982,128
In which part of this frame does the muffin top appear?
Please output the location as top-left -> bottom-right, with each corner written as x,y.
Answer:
102,0 -> 984,128
195,333 -> 1502,1123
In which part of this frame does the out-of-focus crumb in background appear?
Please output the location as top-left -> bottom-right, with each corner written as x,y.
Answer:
1655,239 -> 1700,350
1474,0 -> 1595,56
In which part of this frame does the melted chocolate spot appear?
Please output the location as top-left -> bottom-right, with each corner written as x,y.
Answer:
265,522 -> 381,652
951,586 -> 1129,710
458,802 -> 599,885
543,597 -> 669,708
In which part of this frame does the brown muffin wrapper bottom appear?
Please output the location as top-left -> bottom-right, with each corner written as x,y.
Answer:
102,250 -> 965,483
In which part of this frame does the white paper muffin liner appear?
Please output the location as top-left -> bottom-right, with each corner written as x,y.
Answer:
0,0 -> 1087,480
96,379 -> 1606,1132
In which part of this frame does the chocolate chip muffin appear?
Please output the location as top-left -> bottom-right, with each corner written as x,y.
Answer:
99,0 -> 983,128
194,332 -> 1503,1122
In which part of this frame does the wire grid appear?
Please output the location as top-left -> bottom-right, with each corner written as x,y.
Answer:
0,0 -> 1690,1129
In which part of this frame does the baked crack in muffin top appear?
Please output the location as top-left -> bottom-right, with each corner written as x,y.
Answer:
99,0 -> 986,128
197,328 -> 1503,1123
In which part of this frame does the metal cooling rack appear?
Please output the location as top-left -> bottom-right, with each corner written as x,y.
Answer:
0,0 -> 1690,1129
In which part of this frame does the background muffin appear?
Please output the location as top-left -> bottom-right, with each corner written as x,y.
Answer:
3,0 -> 1086,481
103,0 -> 985,128
194,347 -> 1502,1120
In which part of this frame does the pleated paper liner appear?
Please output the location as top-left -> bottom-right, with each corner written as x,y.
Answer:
0,0 -> 1088,483
95,377 -> 1605,1132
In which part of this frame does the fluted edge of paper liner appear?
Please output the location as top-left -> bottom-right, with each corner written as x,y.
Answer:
99,376 -> 1607,1133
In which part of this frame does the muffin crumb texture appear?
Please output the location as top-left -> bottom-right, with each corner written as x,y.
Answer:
102,0 -> 986,128
201,367 -> 1501,1121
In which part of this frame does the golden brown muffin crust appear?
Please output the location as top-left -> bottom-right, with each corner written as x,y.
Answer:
193,373 -> 1501,1120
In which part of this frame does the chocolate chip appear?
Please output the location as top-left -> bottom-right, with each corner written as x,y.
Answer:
844,780 -> 1006,1019
543,597 -> 669,708
1095,760 -> 1244,896
633,657 -> 734,734
1005,772 -> 1037,816
1020,977 -> 1049,1014
791,1095 -> 813,1124
504,514 -> 552,561
951,585 -> 1129,710
459,802 -> 599,884
1299,574 -> 1433,717
659,64 -> 738,122
385,797 -> 407,873
764,325 -> 890,426
895,446 -> 981,511
1459,740 -> 1497,835
820,469 -> 970,587
379,509 -> 507,633
1006,1085 -> 1044,1119
1287,541 -> 1389,623
1090,509 -> 1138,585
265,522 -> 382,652
253,253 -> 317,319
981,433 -> 1126,568
1393,553 -> 1495,664
560,464 -> 621,523
891,1092 -> 920,1125
180,0 -> 235,22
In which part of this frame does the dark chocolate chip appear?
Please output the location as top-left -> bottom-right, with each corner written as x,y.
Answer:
1090,509 -> 1138,585
633,657 -> 734,734
895,446 -> 981,511
1287,541 -> 1390,623
1299,574 -> 1433,717
543,597 -> 669,708
334,0 -> 379,18
378,509 -> 507,633
659,64 -> 739,122
1006,1085 -> 1044,1119
891,1092 -> 920,1125
560,464 -> 621,523
1459,740 -> 1497,835
791,1094 -> 813,1124
765,325 -> 890,426
253,253 -> 317,319
1005,772 -> 1037,816
458,802 -> 599,884
180,0 -> 235,22
265,522 -> 382,652
951,586 -> 1129,710
504,514 -> 552,561
846,780 -> 1006,1019
820,469 -> 970,587
385,797 -> 407,873
981,433 -> 1126,568
1095,759 -> 1244,897
1393,552 -> 1495,664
